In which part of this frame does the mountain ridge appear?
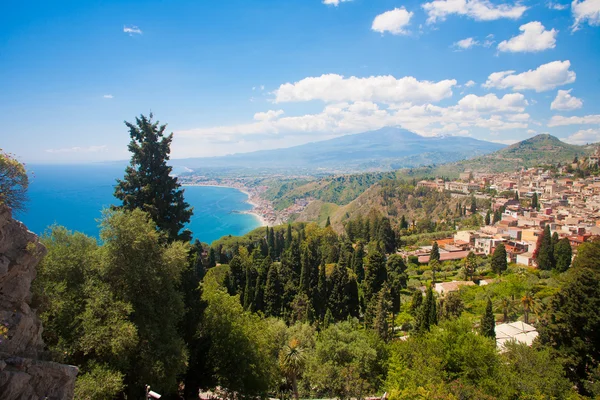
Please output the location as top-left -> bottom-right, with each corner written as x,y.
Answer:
175,127 -> 505,173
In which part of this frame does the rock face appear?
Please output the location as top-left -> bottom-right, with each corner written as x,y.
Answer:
0,205 -> 78,399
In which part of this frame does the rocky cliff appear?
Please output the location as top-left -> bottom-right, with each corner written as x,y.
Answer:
0,205 -> 78,399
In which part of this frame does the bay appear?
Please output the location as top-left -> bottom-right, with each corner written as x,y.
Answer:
18,164 -> 261,244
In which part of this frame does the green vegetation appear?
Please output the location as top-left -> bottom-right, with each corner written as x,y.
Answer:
23,121 -> 600,398
0,149 -> 28,211
114,113 -> 193,241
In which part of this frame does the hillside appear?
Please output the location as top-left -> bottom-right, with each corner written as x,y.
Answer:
270,134 -> 596,227
425,134 -> 592,176
176,127 -> 505,173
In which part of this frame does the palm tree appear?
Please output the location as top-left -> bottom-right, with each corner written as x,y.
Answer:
279,339 -> 306,400
496,296 -> 517,322
521,292 -> 535,324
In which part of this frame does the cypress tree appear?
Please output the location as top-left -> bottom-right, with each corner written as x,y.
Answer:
491,243 -> 508,275
400,215 -> 409,230
410,290 -> 423,316
329,264 -> 350,320
535,226 -> 554,270
430,241 -> 440,264
554,238 -> 572,272
363,248 -> 387,306
264,264 -> 281,317
243,266 -> 255,310
208,247 -> 217,268
228,256 -> 245,296
485,210 -> 491,226
315,264 -> 328,320
481,298 -> 496,339
531,192 -> 539,210
386,254 -> 407,316
285,224 -> 293,249
253,272 -> 265,313
352,242 -> 365,282
267,227 -> 275,255
114,113 -> 193,242
416,286 -> 437,333
378,217 -> 396,254
470,196 -> 477,214
373,283 -> 392,342
325,216 -> 331,227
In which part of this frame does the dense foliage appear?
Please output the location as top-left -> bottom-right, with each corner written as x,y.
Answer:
114,113 -> 193,241
0,149 -> 28,211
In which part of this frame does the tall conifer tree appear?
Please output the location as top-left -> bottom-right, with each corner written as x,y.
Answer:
114,114 -> 193,241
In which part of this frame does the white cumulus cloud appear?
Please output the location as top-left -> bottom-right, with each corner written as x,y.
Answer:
273,74 -> 457,105
422,0 -> 527,24
254,110 -> 284,121
551,89 -> 583,110
498,21 -> 558,52
483,60 -> 575,92
123,25 -> 142,35
572,0 -> 600,30
564,128 -> 600,144
464,80 -> 476,87
548,114 -> 600,126
457,93 -> 528,112
103,94 -> 113,99
454,37 -> 479,49
371,8 -> 414,35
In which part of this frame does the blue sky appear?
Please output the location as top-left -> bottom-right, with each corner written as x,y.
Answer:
1,0 -> 599,163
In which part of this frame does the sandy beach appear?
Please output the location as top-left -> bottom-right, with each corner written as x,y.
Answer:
182,183 -> 269,227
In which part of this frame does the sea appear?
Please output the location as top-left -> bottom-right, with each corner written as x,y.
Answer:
17,164 -> 261,244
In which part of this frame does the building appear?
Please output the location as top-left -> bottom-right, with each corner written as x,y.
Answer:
495,321 -> 538,351
434,280 -> 476,296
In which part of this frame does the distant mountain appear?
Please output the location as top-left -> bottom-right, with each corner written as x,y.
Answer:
175,127 -> 505,173
422,134 -> 593,175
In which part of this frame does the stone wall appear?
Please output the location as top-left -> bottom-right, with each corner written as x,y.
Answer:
0,205 -> 78,400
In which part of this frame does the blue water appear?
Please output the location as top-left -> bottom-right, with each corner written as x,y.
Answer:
18,164 -> 261,244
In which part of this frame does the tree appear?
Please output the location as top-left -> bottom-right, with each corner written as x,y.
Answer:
521,292 -> 534,324
480,298 -> 496,339
538,242 -> 600,395
363,248 -> 387,306
0,150 -> 28,212
534,225 -> 554,270
410,291 -> 423,316
208,247 -> 217,268
415,286 -> 437,333
378,217 -> 396,253
430,241 -> 440,264
440,292 -> 464,320
531,192 -> 539,210
493,209 -> 502,224
279,339 -> 306,400
99,210 -> 189,397
114,114 -> 193,241
352,242 -> 365,282
386,255 -> 407,316
34,226 -> 137,400
470,196 -> 477,214
264,264 -> 282,317
464,251 -> 477,281
514,191 -> 519,201
325,216 -> 331,227
554,238 -> 572,272
491,243 -> 508,275
285,224 -> 293,249
373,284 -> 392,342
387,318 -> 501,399
484,210 -> 491,226
429,259 -> 440,284
201,271 -> 279,396
305,320 -> 386,400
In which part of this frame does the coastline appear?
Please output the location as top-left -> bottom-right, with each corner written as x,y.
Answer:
183,183 -> 268,227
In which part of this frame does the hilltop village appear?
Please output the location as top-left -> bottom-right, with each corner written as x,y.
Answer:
410,148 -> 600,269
